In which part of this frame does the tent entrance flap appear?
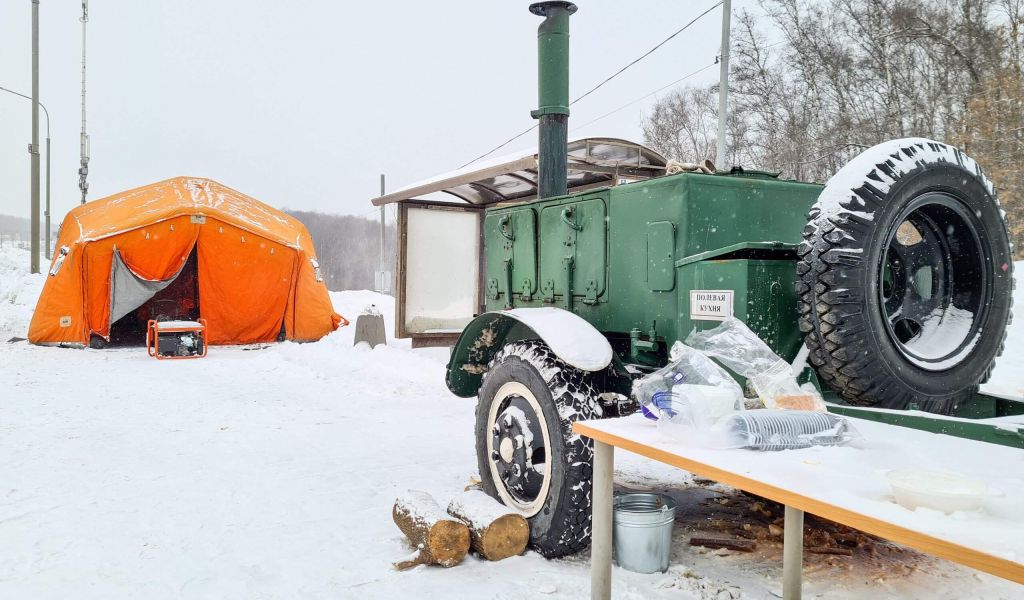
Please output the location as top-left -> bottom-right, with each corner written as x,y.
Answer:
109,248 -> 191,327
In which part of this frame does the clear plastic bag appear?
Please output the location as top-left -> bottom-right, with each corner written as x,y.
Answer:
685,318 -> 825,411
633,341 -> 744,431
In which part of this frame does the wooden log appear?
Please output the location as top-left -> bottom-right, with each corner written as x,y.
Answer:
392,490 -> 470,570
447,490 -> 529,561
689,537 -> 757,552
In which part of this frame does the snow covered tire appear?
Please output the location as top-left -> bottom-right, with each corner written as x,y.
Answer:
798,139 -> 1014,414
475,340 -> 603,558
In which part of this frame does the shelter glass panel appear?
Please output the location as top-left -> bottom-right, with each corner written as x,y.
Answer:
404,206 -> 481,334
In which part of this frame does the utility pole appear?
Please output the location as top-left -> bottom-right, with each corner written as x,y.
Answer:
79,0 -> 90,204
30,0 -> 41,274
379,174 -> 386,292
716,0 -> 732,171
1,85 -> 51,259
45,112 -> 50,258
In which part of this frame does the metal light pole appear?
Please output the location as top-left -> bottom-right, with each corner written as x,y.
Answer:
716,0 -> 732,170
30,0 -> 41,274
1,85 -> 51,260
79,0 -> 90,205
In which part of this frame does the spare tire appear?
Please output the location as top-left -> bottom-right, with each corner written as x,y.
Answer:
798,139 -> 1013,414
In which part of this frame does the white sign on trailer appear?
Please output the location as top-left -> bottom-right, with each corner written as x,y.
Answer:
690,290 -> 734,321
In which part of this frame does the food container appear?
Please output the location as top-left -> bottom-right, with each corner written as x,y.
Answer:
886,469 -> 992,513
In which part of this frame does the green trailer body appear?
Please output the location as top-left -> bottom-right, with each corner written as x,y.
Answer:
480,171 -> 822,367
429,156 -> 1021,563
442,168 -> 1024,448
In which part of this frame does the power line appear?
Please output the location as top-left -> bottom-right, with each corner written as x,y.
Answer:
570,37 -> 789,135
457,124 -> 538,169
570,62 -> 718,134
458,2 -> 723,168
568,2 -> 721,107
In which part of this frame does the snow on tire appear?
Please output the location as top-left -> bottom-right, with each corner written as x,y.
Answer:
798,138 -> 1014,414
475,340 -> 603,558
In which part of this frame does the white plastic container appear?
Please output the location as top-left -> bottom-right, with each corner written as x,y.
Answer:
671,383 -> 737,423
886,469 -> 991,513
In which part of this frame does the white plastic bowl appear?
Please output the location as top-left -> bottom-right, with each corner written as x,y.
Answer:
886,469 -> 991,513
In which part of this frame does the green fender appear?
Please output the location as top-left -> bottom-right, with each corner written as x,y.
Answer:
445,308 -> 615,398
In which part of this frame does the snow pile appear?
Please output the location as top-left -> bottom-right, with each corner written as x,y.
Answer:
505,307 -> 614,371
0,246 -> 46,338
447,489 -> 514,524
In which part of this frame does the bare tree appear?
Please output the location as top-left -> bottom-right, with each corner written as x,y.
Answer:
642,0 -> 1022,255
641,86 -> 718,164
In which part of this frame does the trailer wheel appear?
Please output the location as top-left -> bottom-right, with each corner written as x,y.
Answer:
475,340 -> 603,558
798,139 -> 1013,414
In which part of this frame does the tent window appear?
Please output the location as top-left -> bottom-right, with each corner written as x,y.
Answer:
49,246 -> 70,276
310,258 -> 323,282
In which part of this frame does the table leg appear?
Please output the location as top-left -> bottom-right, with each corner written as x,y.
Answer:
591,440 -> 614,600
783,504 -> 804,600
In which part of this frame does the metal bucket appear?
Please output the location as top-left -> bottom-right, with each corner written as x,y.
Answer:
612,492 -> 676,574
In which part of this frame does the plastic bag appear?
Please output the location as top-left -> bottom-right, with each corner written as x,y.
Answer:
685,318 -> 825,411
716,410 -> 860,451
633,341 -> 744,432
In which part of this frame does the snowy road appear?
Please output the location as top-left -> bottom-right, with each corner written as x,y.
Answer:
1,247 -> 1021,599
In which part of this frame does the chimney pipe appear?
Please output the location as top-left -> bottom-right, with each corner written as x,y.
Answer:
530,1 -> 576,200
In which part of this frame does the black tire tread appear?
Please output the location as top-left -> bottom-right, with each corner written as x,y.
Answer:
477,340 -> 603,558
798,140 -> 1013,414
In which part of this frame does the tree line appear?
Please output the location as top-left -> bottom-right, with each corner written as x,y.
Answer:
286,210 -> 396,292
643,0 -> 1023,256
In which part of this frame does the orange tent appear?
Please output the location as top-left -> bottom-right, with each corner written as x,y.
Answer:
30,177 -> 345,347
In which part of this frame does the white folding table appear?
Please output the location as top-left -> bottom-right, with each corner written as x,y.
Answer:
574,415 -> 1024,600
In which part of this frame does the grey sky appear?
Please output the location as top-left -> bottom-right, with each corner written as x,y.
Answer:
1,0 -> 761,224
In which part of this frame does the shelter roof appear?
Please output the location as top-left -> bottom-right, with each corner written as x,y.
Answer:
370,137 -> 668,207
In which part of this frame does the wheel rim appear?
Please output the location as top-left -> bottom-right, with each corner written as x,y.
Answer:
876,192 -> 990,371
486,382 -> 552,517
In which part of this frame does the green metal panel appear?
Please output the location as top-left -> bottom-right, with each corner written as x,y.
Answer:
484,209 -> 538,307
647,221 -> 675,292
481,172 -> 821,356
678,259 -> 803,361
681,175 -> 816,256
513,210 -> 539,298
539,202 -> 573,302
538,195 -> 606,304
573,198 -> 607,301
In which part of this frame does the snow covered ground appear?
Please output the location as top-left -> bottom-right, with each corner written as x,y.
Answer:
1,245 -> 1021,599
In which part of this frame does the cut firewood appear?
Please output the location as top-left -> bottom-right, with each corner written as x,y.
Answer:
808,546 -> 854,556
392,490 -> 470,570
732,527 -> 756,539
689,537 -> 756,552
447,490 -> 529,561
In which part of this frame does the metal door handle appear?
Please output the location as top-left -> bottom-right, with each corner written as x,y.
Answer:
561,207 -> 583,231
498,215 -> 515,241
